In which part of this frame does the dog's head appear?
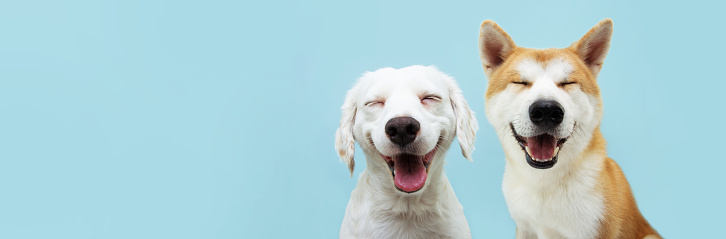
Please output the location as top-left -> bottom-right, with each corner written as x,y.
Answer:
335,65 -> 478,193
479,19 -> 613,169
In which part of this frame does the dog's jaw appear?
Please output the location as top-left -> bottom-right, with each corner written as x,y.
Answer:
382,135 -> 443,193
510,123 -> 571,169
381,143 -> 438,193
357,131 -> 452,195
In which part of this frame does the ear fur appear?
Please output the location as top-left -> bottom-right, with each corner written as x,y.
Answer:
479,20 -> 517,77
446,76 -> 479,161
569,18 -> 614,77
335,87 -> 357,177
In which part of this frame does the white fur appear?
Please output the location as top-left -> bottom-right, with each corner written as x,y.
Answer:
510,58 -> 580,139
486,58 -> 605,238
336,65 -> 478,239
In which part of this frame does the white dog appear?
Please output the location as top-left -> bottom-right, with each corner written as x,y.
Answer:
335,65 -> 478,239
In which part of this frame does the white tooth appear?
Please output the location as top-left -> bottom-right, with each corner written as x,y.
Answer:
554,146 -> 560,155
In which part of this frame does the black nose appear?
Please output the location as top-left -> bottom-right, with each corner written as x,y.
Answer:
385,117 -> 420,146
529,100 -> 564,128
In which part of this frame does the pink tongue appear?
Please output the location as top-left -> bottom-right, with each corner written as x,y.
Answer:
393,155 -> 427,192
527,135 -> 557,160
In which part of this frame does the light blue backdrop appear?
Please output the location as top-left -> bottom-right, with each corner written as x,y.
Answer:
0,0 -> 722,238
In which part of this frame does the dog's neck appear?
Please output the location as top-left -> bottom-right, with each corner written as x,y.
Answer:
355,152 -> 452,215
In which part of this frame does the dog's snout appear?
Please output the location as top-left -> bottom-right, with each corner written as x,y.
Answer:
529,100 -> 564,128
385,117 -> 420,146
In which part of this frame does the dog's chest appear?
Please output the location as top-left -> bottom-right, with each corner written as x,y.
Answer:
502,168 -> 605,239
341,173 -> 470,239
365,213 -> 465,239
343,205 -> 468,239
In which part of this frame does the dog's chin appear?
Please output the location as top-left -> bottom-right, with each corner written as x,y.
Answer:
381,149 -> 436,193
510,123 -> 568,169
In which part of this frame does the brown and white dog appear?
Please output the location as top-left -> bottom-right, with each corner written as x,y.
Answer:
478,19 -> 661,238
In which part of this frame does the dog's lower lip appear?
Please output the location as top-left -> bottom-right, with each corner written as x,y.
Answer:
510,123 -> 567,169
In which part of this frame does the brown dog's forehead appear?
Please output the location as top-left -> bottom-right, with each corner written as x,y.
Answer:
484,47 -> 600,99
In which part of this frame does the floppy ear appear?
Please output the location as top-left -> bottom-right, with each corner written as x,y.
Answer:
447,78 -> 479,161
479,20 -> 517,77
335,87 -> 357,177
569,18 -> 613,77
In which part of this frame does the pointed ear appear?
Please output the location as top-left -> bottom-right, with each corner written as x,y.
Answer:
479,20 -> 516,77
569,18 -> 613,77
335,86 -> 357,177
446,77 -> 479,161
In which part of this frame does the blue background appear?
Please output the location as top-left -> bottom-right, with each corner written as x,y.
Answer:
0,0 -> 722,238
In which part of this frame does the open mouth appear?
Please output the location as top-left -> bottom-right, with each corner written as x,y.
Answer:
381,149 -> 436,193
510,123 -> 567,169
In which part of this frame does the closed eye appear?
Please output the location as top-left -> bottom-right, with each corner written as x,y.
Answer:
364,100 -> 384,107
512,81 -> 529,86
421,94 -> 442,105
559,81 -> 576,87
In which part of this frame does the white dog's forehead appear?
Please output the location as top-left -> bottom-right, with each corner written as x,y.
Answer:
516,58 -> 573,83
358,66 -> 449,102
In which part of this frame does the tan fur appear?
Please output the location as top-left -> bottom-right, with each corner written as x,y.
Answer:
483,48 -> 600,98
579,130 -> 661,239
481,19 -> 661,239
